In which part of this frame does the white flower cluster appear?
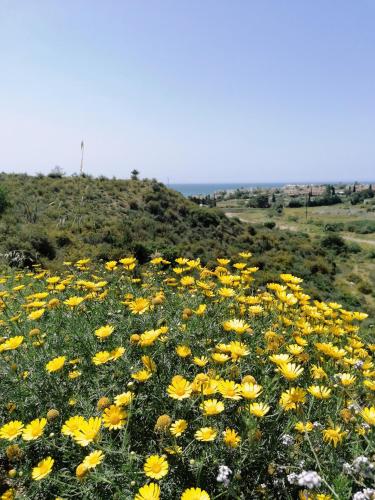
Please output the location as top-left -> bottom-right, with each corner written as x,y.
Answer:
348,401 -> 361,413
343,455 -> 374,478
353,456 -> 373,473
287,470 -> 322,489
280,434 -> 294,446
352,488 -> 375,500
343,462 -> 352,474
287,473 -> 299,484
216,465 -> 232,487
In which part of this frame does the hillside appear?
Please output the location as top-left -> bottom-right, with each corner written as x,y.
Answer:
0,173 -> 370,313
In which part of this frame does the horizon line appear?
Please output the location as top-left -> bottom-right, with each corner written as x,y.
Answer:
1,171 -> 374,185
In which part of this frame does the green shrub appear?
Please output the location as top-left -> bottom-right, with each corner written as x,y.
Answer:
288,199 -> 303,208
55,232 -> 72,247
247,194 -> 270,208
324,223 -> 344,232
346,220 -> 375,234
30,234 -> 56,260
309,257 -> 331,275
263,221 -> 276,229
347,273 -> 361,284
347,242 -> 361,254
0,184 -> 9,214
358,281 -> 372,295
321,234 -> 347,254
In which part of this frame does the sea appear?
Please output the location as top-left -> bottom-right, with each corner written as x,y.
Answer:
169,183 -> 284,197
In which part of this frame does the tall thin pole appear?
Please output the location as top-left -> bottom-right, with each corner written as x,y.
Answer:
78,140 -> 85,232
80,141 -> 84,176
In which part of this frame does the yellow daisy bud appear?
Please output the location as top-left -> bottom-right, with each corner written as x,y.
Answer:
46,409 -> 60,421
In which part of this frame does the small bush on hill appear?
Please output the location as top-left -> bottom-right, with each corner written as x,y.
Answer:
0,185 -> 9,214
321,234 -> 347,254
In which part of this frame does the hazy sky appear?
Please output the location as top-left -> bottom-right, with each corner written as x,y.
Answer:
1,1 -> 374,183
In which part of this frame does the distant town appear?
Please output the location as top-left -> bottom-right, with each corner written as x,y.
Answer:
189,182 -> 374,209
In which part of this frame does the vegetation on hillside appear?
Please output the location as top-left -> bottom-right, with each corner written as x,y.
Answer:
221,199 -> 375,318
0,256 -> 374,499
0,173 -> 363,311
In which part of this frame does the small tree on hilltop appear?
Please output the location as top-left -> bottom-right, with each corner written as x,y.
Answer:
131,169 -> 140,181
48,166 -> 65,178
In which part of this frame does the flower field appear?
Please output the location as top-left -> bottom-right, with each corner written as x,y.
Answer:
0,255 -> 374,499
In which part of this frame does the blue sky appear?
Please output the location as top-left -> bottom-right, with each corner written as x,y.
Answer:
0,0 -> 374,183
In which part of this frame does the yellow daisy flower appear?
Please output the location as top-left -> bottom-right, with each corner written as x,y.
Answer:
135,483 -> 161,500
195,427 -> 217,442
102,405 -> 127,430
181,487 -> 210,500
82,450 -> 105,469
45,356 -> 66,373
0,421 -> 24,441
167,375 -> 192,400
249,402 -> 270,417
223,428 -> 241,448
144,455 -> 169,480
200,399 -> 225,416
31,456 -> 54,481
170,419 -> 188,437
22,418 -> 47,441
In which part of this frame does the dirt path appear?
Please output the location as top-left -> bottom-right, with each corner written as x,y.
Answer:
278,224 -> 299,232
342,235 -> 375,247
225,212 -> 375,247
225,213 -> 249,223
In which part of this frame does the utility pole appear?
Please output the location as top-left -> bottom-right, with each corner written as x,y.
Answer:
77,140 -> 85,232
80,140 -> 84,176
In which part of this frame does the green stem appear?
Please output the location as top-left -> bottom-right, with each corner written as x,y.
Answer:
304,431 -> 339,499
